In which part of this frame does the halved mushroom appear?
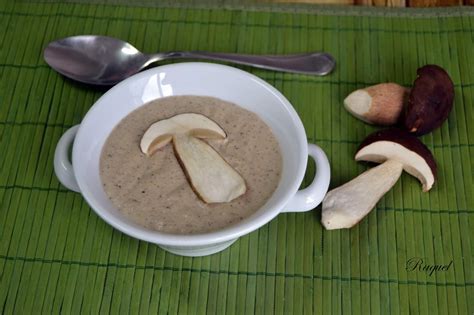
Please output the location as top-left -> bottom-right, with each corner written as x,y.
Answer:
321,128 -> 436,230
140,113 -> 246,203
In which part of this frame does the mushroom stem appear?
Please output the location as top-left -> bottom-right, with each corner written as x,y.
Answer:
173,134 -> 246,203
321,159 -> 403,230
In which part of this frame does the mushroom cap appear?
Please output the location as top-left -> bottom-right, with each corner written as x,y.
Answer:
404,65 -> 454,136
140,113 -> 226,156
355,128 -> 437,191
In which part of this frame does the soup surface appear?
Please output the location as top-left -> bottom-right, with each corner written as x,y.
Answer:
100,96 -> 282,234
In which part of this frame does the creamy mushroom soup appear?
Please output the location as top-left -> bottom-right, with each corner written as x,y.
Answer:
100,96 -> 282,234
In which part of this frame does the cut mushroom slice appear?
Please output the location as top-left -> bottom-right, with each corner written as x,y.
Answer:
140,113 -> 226,156
140,113 -> 246,203
322,128 -> 437,230
355,128 -> 437,192
173,134 -> 246,203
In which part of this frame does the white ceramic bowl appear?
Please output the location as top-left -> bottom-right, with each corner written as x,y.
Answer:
54,62 -> 330,256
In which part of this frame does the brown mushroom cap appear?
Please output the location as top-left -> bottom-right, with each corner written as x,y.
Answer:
355,128 -> 437,191
404,65 -> 454,136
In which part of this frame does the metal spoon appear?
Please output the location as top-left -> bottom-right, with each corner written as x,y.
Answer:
44,35 -> 335,86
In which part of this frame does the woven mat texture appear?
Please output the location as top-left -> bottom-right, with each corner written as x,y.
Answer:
0,1 -> 473,314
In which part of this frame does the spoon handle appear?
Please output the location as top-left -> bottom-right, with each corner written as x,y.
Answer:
162,51 -> 335,76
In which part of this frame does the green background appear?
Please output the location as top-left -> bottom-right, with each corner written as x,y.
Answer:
0,1 -> 473,314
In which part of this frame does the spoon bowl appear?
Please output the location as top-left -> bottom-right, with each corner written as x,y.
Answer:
44,35 -> 336,86
44,35 -> 151,85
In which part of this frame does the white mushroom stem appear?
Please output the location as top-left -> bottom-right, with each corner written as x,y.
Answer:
321,159 -> 403,230
343,83 -> 408,126
173,134 -> 246,203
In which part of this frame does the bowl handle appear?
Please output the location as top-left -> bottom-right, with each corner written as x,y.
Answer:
54,125 -> 81,192
282,143 -> 330,212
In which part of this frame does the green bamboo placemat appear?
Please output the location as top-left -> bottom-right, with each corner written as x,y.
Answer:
0,1 -> 473,314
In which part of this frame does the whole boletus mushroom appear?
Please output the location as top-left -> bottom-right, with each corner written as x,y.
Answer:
321,128 -> 436,230
404,65 -> 454,136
